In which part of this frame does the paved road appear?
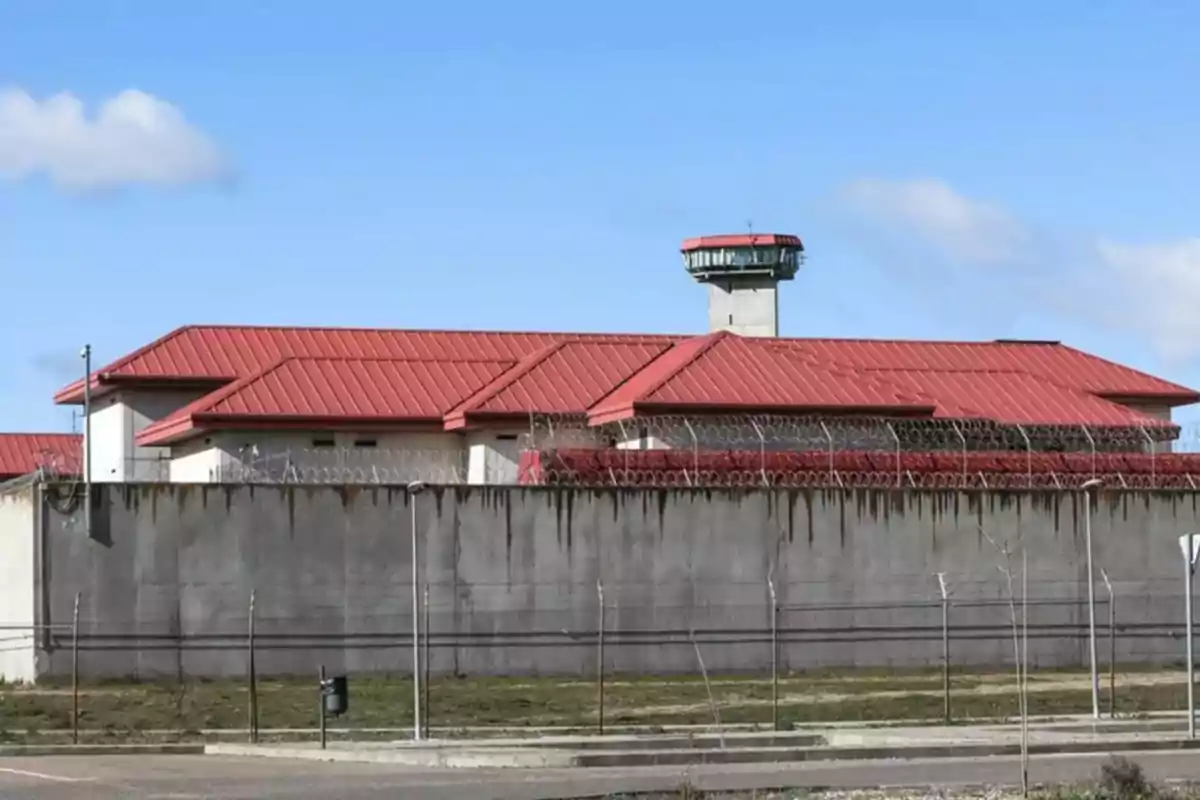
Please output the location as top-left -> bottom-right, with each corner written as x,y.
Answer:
2,750 -> 1199,799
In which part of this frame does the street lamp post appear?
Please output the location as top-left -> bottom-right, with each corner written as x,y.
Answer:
80,345 -> 92,537
407,480 -> 427,741
1181,534 -> 1200,739
1082,478 -> 1103,720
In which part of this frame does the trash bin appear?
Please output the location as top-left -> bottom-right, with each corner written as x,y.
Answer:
322,675 -> 349,717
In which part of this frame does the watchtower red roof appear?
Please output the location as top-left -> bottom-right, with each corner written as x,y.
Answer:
680,233 -> 804,251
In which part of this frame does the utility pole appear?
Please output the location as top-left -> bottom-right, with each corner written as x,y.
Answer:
81,345 -> 92,537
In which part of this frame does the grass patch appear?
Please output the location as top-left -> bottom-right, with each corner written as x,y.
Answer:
0,669 -> 1188,742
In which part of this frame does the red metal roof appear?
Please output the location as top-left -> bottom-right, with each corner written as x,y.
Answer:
445,340 -> 672,429
0,433 -> 81,479
589,332 -> 935,424
137,357 -> 513,445
872,369 -> 1167,427
680,233 -> 803,251
785,339 -> 1196,399
60,324 -> 1200,446
55,325 -> 675,404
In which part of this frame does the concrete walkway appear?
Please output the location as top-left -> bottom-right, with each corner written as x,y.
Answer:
204,715 -> 1200,769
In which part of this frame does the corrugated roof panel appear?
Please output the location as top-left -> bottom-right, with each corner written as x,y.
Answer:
0,433 -> 81,478
787,339 -> 1196,398
473,341 -> 672,415
136,357 -> 517,446
588,333 -> 726,422
874,369 -> 1161,426
643,337 -> 932,410
204,357 -> 514,418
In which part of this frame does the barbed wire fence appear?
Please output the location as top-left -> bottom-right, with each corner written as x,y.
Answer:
521,413 -> 1200,489
214,445 -> 470,484
200,414 -> 1200,488
1,570 -> 1190,744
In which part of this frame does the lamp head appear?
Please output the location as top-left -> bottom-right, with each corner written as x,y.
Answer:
1081,478 -> 1104,490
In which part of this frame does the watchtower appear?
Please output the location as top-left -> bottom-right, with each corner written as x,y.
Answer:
680,233 -> 804,337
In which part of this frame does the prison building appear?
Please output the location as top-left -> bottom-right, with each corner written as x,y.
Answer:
48,234 -> 1199,487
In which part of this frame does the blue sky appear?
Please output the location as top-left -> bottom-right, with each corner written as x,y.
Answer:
3,0 -> 1200,433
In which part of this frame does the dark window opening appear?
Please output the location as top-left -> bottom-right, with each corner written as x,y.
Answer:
312,437 -> 336,449
495,434 -> 518,441
353,438 -> 378,448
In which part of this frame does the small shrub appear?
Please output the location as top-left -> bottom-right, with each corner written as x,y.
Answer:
1098,756 -> 1155,800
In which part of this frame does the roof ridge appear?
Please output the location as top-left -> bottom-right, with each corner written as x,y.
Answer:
52,325 -> 196,403
444,342 -> 568,423
172,323 -> 685,339
137,357 -> 295,441
0,432 -> 80,438
267,354 -> 520,364
1056,342 -> 1199,397
770,335 -> 1065,346
634,331 -> 731,401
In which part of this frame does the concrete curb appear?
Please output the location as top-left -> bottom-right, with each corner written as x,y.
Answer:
0,744 -> 205,757
205,743 -> 575,768
205,736 -> 1200,769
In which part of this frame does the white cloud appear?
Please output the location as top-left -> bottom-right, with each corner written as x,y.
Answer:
0,88 -> 228,190
838,176 -> 1200,361
1094,238 -> 1200,361
838,177 -> 1030,266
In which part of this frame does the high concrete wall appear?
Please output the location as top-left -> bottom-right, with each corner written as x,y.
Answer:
0,480 -> 37,682
30,484 -> 1200,680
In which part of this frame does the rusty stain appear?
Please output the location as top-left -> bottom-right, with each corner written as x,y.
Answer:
504,492 -> 513,555
805,489 -> 814,545
332,486 -> 352,509
839,492 -> 847,548
554,490 -> 564,547
564,491 -> 575,565
285,486 -> 296,535
785,491 -> 795,543
175,484 -> 191,513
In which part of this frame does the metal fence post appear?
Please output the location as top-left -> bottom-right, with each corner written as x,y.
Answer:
248,589 -> 258,743
768,577 -> 779,731
1100,569 -> 1115,718
71,592 -> 80,745
597,580 -> 605,735
423,583 -> 431,740
318,664 -> 327,750
937,573 -> 951,723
